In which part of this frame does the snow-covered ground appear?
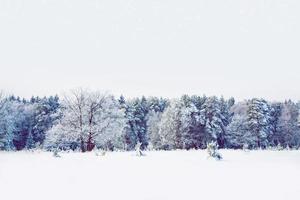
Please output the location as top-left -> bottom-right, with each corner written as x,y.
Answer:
1,150 -> 300,200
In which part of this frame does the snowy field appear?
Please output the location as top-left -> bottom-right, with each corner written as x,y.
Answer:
1,150 -> 300,200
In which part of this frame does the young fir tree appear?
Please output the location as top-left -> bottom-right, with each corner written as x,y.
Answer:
207,141 -> 222,160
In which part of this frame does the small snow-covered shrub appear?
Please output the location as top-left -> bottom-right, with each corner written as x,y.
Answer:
243,143 -> 250,152
95,149 -> 107,156
53,149 -> 61,158
135,142 -> 145,156
147,143 -> 154,151
275,144 -> 284,151
207,141 -> 222,160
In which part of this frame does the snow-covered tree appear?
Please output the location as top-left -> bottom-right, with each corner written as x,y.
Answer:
147,110 -> 163,150
181,103 -> 204,149
276,100 -> 300,148
207,141 -> 222,160
0,101 -> 17,150
124,97 -> 149,150
135,142 -> 145,156
0,94 -> 61,151
202,96 -> 230,148
158,100 -> 183,150
246,98 -> 273,148
147,97 -> 169,113
226,114 -> 256,149
219,97 -> 235,147
45,89 -> 127,152
0,92 -> 7,150
123,102 -> 138,150
26,131 -> 35,150
268,102 -> 283,146
179,95 -> 206,149
30,96 -> 61,147
134,97 -> 149,149
0,98 -> 35,150
145,97 -> 168,150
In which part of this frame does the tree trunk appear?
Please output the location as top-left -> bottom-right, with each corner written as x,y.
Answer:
86,134 -> 95,152
80,137 -> 86,152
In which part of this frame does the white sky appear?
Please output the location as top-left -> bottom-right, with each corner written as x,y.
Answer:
0,0 -> 299,101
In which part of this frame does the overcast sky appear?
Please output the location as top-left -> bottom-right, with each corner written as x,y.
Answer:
0,0 -> 299,101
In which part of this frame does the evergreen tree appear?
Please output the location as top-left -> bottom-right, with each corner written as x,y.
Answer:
180,95 -> 206,149
226,114 -> 256,149
30,96 -> 60,147
0,94 -> 7,150
123,102 -> 138,150
246,98 -> 273,148
277,100 -> 300,148
147,97 -> 169,113
202,96 -> 228,148
125,97 -> 149,150
26,131 -> 35,150
268,102 -> 283,146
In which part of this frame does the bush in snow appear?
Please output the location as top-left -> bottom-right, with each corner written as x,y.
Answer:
207,141 -> 222,160
95,149 -> 107,156
135,142 -> 145,156
277,145 -> 284,150
243,143 -> 250,152
53,149 -> 61,158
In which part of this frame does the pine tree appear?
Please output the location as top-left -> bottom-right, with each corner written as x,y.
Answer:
246,98 -> 273,148
0,94 -> 7,150
123,102 -> 138,150
30,96 -> 61,147
202,96 -> 228,148
277,100 -> 300,148
26,131 -> 35,150
207,141 -> 222,160
226,114 -> 256,149
268,103 -> 283,146
125,97 -> 149,150
180,95 -> 206,149
147,97 -> 168,113
137,97 -> 149,149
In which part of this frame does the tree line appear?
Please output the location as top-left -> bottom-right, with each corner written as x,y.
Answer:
0,89 -> 299,152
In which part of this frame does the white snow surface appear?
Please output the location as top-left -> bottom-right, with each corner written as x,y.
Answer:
1,150 -> 300,200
